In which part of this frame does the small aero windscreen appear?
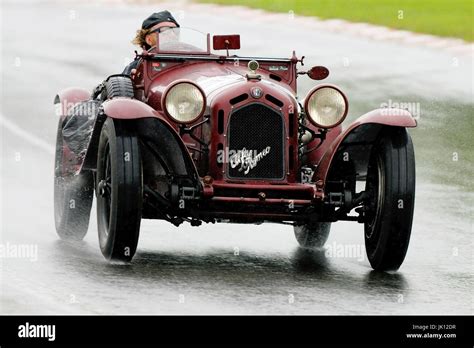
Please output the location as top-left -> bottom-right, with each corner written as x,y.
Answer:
156,27 -> 209,54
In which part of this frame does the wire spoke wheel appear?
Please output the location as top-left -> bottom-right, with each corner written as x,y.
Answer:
294,222 -> 331,249
365,153 -> 385,242
54,117 -> 93,241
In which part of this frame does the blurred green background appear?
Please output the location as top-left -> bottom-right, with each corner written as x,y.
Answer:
197,0 -> 473,41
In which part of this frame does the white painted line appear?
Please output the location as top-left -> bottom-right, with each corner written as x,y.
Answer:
0,112 -> 55,155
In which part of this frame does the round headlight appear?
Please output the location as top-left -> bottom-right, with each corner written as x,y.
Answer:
305,86 -> 348,128
164,82 -> 206,123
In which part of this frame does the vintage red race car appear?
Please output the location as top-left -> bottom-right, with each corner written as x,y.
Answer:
54,28 -> 416,271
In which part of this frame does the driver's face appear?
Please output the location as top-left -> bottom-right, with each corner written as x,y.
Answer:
145,22 -> 178,47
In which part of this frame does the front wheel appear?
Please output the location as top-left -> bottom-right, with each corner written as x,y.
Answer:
364,127 -> 415,271
96,118 -> 142,261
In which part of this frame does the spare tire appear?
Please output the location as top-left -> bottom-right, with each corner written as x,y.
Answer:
103,75 -> 134,99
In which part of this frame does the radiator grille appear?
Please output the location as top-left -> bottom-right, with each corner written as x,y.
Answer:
227,103 -> 285,179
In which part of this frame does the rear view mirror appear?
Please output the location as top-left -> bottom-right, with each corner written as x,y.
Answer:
213,35 -> 241,51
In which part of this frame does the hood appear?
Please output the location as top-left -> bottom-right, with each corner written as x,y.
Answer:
147,61 -> 295,112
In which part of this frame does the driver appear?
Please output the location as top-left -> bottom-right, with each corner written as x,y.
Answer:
62,11 -> 180,158
123,11 -> 180,75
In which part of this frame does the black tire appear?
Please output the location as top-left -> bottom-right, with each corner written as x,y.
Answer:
54,118 -> 94,241
103,76 -> 134,99
294,222 -> 331,249
96,118 -> 142,261
364,127 -> 415,271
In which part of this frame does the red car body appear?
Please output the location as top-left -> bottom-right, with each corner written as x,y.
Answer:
54,30 -> 417,270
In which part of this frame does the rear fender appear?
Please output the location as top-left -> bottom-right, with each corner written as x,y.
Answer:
313,108 -> 417,191
54,87 -> 91,117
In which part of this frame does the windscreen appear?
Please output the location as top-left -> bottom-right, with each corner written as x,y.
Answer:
155,27 -> 209,54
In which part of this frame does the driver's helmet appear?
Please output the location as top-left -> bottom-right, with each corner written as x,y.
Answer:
142,10 -> 180,31
142,10 -> 180,49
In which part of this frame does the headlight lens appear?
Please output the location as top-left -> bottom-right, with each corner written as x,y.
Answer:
164,82 -> 205,123
305,86 -> 347,128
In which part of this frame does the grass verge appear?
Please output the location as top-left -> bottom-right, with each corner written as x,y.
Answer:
197,0 -> 473,41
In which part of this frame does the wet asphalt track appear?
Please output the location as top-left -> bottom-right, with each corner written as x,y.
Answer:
0,0 -> 472,314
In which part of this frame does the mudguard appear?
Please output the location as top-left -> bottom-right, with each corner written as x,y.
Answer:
54,87 -> 91,117
100,98 -> 160,119
313,108 -> 417,190
81,98 -> 199,185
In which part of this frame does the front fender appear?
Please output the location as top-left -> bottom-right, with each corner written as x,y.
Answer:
101,98 -> 160,119
313,108 -> 417,190
81,98 -> 199,183
54,87 -> 90,117
81,97 -> 163,170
